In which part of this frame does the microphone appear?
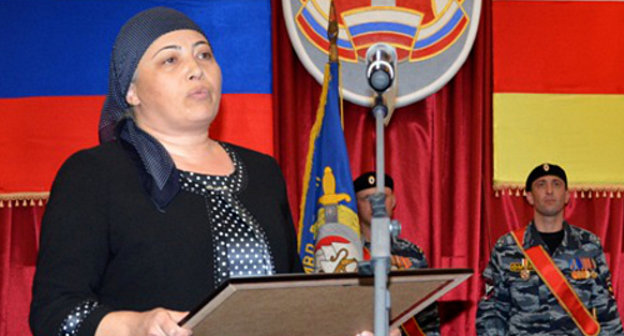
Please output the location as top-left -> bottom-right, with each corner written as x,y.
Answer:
366,43 -> 398,123
365,43 -> 397,93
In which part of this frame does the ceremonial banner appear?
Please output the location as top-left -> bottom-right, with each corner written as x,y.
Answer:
493,0 -> 624,195
0,0 -> 274,203
282,0 -> 482,107
297,43 -> 360,274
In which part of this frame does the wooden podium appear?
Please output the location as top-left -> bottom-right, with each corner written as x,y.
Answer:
180,268 -> 472,336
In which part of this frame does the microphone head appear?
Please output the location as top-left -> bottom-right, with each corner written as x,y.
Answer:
365,43 -> 397,93
369,70 -> 392,93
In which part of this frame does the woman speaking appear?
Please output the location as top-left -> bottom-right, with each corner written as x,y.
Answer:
30,7 -> 301,336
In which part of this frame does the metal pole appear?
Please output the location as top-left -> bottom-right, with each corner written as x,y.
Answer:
370,99 -> 391,336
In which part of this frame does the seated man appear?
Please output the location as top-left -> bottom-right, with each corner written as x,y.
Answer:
354,172 -> 440,336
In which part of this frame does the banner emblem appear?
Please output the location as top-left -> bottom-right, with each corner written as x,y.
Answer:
283,0 -> 482,107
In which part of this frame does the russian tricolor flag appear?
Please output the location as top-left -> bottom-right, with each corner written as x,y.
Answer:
0,0 -> 273,196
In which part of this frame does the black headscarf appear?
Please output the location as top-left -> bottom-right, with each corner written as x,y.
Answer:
99,7 -> 208,210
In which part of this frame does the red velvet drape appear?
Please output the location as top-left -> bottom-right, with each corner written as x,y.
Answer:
272,0 -> 623,335
0,205 -> 44,335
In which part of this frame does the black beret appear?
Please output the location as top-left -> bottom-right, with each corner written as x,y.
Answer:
525,163 -> 568,191
353,171 -> 394,193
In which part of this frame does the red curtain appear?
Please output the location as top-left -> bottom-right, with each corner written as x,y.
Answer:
0,205 -> 44,335
272,0 -> 624,335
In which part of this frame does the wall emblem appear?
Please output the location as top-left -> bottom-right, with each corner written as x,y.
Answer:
283,0 -> 482,107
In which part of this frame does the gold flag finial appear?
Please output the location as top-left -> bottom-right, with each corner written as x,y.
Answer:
328,0 -> 338,62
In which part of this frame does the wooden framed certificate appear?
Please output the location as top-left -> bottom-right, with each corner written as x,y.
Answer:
180,269 -> 472,336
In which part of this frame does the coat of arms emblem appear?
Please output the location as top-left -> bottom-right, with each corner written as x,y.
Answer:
283,0 -> 482,107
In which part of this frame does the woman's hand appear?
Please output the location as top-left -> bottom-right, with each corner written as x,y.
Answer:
356,327 -> 402,336
96,308 -> 192,336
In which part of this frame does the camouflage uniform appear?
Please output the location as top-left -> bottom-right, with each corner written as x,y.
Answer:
364,238 -> 441,336
477,221 -> 624,335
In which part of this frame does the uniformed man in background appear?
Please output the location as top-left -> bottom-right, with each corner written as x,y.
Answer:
354,172 -> 440,336
477,163 -> 623,335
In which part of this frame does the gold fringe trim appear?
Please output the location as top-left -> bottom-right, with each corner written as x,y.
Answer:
493,184 -> 624,199
0,192 -> 49,208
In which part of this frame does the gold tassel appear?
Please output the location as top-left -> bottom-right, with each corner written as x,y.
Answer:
14,200 -> 20,207
38,199 -> 44,207
581,191 -> 585,199
8,200 -> 13,208
0,200 -> 3,208
574,191 -> 578,198
588,191 -> 592,199
603,191 -> 608,198
22,200 -> 28,207
494,190 -> 500,197
617,191 -> 622,199
522,189 -> 527,196
30,199 -> 35,206
515,189 -> 521,197
610,191 -> 615,198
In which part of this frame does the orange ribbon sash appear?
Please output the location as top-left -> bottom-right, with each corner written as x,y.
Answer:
400,316 -> 426,336
511,227 -> 600,336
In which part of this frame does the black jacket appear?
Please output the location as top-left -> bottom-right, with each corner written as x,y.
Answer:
30,140 -> 301,336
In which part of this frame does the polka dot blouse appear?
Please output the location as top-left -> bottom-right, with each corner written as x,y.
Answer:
178,143 -> 275,285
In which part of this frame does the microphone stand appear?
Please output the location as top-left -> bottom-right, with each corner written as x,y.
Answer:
368,94 -> 398,336
359,42 -> 399,335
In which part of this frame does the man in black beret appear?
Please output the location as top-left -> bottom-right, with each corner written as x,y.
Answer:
354,172 -> 440,336
353,172 -> 396,243
477,163 -> 623,335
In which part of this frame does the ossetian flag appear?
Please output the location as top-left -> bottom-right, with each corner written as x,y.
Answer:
0,0 -> 273,202
493,1 -> 624,195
